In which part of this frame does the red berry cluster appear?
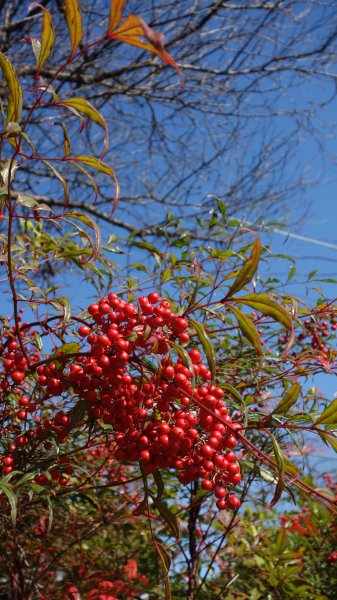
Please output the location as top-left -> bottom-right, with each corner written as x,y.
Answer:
279,311 -> 336,355
35,292 -> 242,510
327,551 -> 337,567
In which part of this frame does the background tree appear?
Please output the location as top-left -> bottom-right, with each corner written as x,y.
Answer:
1,0 -> 337,239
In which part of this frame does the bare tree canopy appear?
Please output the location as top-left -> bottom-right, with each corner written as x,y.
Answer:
1,0 -> 337,236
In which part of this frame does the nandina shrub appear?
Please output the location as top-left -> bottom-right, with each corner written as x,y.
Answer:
0,2 -> 337,599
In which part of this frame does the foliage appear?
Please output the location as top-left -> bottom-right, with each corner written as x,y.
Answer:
0,2 -> 337,599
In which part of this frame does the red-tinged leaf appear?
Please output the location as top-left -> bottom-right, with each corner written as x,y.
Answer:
29,4 -> 55,71
265,433 -> 285,509
63,210 -> 101,262
315,398 -> 337,425
154,541 -> 171,600
151,497 -> 179,541
57,98 -> 108,155
64,0 -> 83,56
67,155 -> 119,212
188,317 -> 216,378
0,53 -> 23,124
295,352 -> 332,372
108,0 -> 125,31
272,383 -> 301,415
234,293 -> 293,330
41,160 -> 70,207
109,15 -> 183,87
52,121 -> 71,156
228,305 -> 263,355
320,432 -> 337,453
69,160 -> 99,200
224,238 -> 261,299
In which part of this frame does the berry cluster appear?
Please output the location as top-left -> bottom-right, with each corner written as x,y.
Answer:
35,293 -> 242,510
327,551 -> 337,567
279,310 -> 337,355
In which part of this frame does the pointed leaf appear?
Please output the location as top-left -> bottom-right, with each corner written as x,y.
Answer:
234,293 -> 293,331
52,342 -> 80,357
224,238 -> 261,299
0,53 -> 23,123
64,0 -> 83,56
0,482 -> 17,524
154,541 -> 171,600
315,398 -> 337,425
58,98 -> 108,154
67,155 -> 119,212
273,383 -> 301,415
41,160 -> 70,207
152,497 -> 179,541
29,4 -> 55,70
109,15 -> 183,86
63,210 -> 101,261
188,317 -> 215,378
108,0 -> 125,31
228,305 -> 262,355
153,469 -> 164,499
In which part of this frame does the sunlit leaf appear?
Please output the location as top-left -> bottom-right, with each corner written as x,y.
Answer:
228,305 -> 262,355
0,53 -> 23,123
58,98 -> 108,154
65,0 -> 83,56
315,398 -> 337,425
67,155 -> 119,212
234,293 -> 293,331
41,160 -> 70,207
52,342 -> 80,357
224,238 -> 261,299
29,4 -> 55,70
108,14 -> 183,87
188,317 -> 216,378
273,383 -> 301,415
63,210 -> 101,261
108,0 -> 125,31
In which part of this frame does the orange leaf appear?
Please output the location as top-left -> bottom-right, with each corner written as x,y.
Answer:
65,0 -> 83,56
108,0 -> 125,31
109,15 -> 183,87
29,3 -> 55,71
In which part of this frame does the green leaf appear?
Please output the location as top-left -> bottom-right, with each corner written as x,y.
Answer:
68,399 -> 87,429
275,527 -> 288,554
50,296 -> 72,324
0,53 -> 23,123
188,317 -> 216,378
234,293 -> 293,331
0,482 -> 17,525
154,541 -> 171,600
58,98 -> 108,154
52,342 -> 80,357
41,160 -> 70,207
315,398 -> 337,425
63,211 -> 101,261
224,237 -> 261,299
67,156 -> 118,211
151,497 -> 179,540
272,383 -> 301,415
227,305 -> 262,355
153,469 -> 164,499
265,432 -> 285,508
30,4 -> 55,71
64,0 -> 83,56
16,193 -> 39,208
